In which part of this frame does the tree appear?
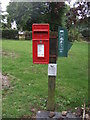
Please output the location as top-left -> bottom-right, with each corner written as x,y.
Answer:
7,1 -> 68,31
66,2 -> 90,29
43,2 -> 67,31
7,2 -> 48,30
7,2 -> 32,30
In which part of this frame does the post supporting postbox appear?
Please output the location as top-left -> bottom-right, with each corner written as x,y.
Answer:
47,35 -> 57,111
47,63 -> 56,110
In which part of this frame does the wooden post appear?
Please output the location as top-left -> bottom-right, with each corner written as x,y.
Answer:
47,57 -> 56,111
47,35 -> 57,111
47,76 -> 56,111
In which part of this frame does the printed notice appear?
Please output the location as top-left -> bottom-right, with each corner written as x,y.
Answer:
48,64 -> 57,76
37,44 -> 44,57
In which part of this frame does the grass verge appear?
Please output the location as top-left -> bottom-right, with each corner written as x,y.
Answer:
2,39 -> 88,118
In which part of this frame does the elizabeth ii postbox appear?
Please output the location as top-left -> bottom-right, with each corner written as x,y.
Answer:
32,24 -> 49,64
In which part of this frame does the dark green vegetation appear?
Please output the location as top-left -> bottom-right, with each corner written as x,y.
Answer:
5,2 -> 89,32
1,2 -> 89,41
6,2 -> 66,31
2,29 -> 19,40
6,2 -> 89,31
2,40 -> 88,118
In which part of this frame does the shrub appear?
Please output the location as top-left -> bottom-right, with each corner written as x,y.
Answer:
68,27 -> 83,42
25,31 -> 32,40
2,29 -> 19,40
50,31 -> 58,38
81,29 -> 90,41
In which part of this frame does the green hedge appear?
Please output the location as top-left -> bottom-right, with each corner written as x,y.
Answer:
2,29 -> 19,40
25,31 -> 32,40
81,29 -> 90,38
68,27 -> 83,41
50,31 -> 58,37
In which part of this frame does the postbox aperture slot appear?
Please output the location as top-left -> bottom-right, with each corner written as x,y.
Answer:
33,30 -> 48,32
33,32 -> 48,39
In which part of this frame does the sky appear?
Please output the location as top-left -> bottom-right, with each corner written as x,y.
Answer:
0,0 -> 77,12
0,0 -> 10,11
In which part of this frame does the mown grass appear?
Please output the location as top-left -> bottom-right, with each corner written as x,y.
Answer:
2,39 -> 88,118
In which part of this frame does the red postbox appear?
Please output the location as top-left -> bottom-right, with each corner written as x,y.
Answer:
32,24 -> 49,64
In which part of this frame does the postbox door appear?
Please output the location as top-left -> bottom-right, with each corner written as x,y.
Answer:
33,40 -> 49,64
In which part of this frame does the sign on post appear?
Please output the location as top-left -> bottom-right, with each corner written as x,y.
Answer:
58,27 -> 68,57
48,64 -> 57,76
32,24 -> 49,64
58,27 -> 72,57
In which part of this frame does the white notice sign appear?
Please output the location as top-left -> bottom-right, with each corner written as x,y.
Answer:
37,44 -> 44,57
48,64 -> 57,76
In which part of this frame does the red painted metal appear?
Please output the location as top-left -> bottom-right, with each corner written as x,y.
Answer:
32,24 -> 49,64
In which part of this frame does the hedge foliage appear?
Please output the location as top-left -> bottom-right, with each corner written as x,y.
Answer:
25,31 -> 32,40
2,29 -> 19,39
81,29 -> 90,38
50,31 -> 58,37
68,27 -> 83,42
